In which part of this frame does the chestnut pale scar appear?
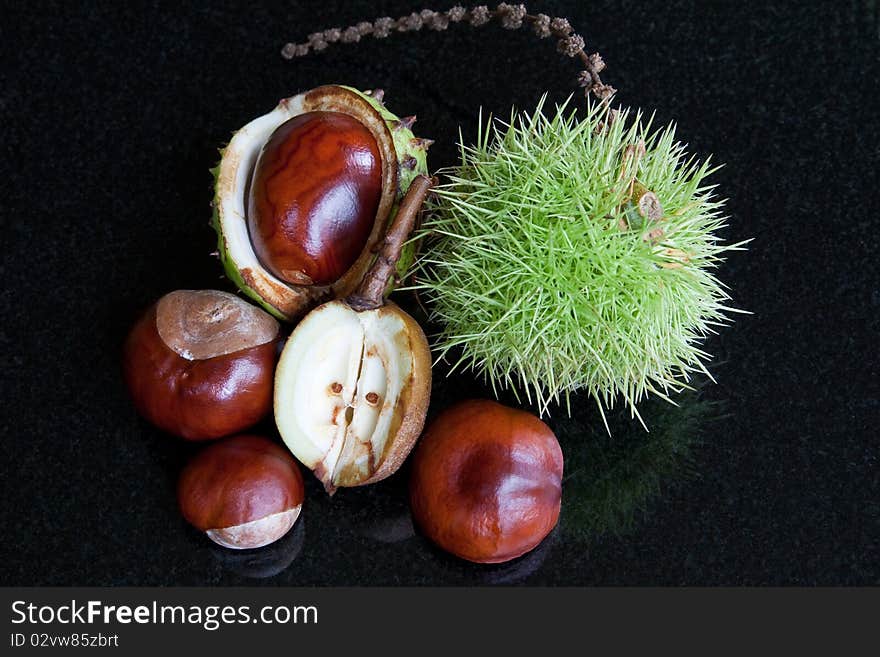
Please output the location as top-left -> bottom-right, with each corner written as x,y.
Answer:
156,290 -> 279,360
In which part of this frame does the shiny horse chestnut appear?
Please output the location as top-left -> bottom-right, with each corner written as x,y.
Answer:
409,399 -> 564,564
248,111 -> 383,287
123,290 -> 279,440
178,434 -> 304,549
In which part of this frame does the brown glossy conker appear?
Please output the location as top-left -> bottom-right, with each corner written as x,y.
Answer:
178,434 -> 304,549
247,111 -> 383,287
213,85 -> 431,322
123,290 -> 280,440
409,399 -> 564,564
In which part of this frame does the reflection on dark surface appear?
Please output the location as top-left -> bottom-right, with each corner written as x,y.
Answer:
210,517 -> 305,579
361,512 -> 416,544
191,387 -> 721,583
406,523 -> 557,585
555,388 -> 722,541
339,386 -> 720,583
476,526 -> 558,585
345,460 -> 555,584
341,470 -> 414,544
193,385 -> 719,584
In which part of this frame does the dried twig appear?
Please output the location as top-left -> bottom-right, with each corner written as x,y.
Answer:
281,4 -> 614,100
347,175 -> 436,312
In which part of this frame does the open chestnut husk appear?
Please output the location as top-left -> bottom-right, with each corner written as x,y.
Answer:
213,85 -> 431,321
274,175 -> 434,494
248,110 -> 382,286
409,399 -> 564,564
123,289 -> 279,440
178,434 -> 304,549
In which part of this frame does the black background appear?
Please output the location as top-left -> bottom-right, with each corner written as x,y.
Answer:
1,1 -> 878,585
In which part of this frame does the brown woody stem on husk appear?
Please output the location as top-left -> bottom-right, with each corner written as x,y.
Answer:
347,174 -> 436,312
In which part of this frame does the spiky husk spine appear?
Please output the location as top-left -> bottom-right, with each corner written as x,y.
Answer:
413,97 -> 748,425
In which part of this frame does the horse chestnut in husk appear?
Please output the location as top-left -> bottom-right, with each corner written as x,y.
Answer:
123,290 -> 279,440
247,111 -> 383,286
178,435 -> 304,549
409,399 -> 564,564
213,85 -> 431,321
274,176 -> 435,494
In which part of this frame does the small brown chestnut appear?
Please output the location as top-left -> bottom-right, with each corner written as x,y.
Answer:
123,290 -> 280,440
247,111 -> 383,287
178,434 -> 304,549
409,399 -> 564,564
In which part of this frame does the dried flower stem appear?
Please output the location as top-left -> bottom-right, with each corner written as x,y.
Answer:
282,4 -> 614,100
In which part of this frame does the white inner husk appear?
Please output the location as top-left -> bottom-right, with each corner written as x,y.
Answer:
274,302 -> 413,485
218,97 -> 307,288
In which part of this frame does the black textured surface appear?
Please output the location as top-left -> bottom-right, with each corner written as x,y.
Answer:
1,1 -> 878,585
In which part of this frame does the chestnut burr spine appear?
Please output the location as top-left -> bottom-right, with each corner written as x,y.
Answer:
347,174 -> 435,312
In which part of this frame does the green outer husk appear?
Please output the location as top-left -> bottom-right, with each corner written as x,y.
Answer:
211,86 -> 428,320
340,86 -> 429,285
210,160 -> 285,318
412,97 -> 749,423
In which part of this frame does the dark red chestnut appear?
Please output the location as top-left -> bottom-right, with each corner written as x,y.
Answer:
409,399 -> 563,564
178,434 -> 304,549
123,290 -> 279,440
247,111 -> 383,287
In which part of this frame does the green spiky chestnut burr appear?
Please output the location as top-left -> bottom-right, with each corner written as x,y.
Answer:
212,85 -> 431,321
414,97 -> 748,426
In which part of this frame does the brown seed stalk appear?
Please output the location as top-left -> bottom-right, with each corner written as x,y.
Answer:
281,4 -> 614,101
347,175 -> 436,312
